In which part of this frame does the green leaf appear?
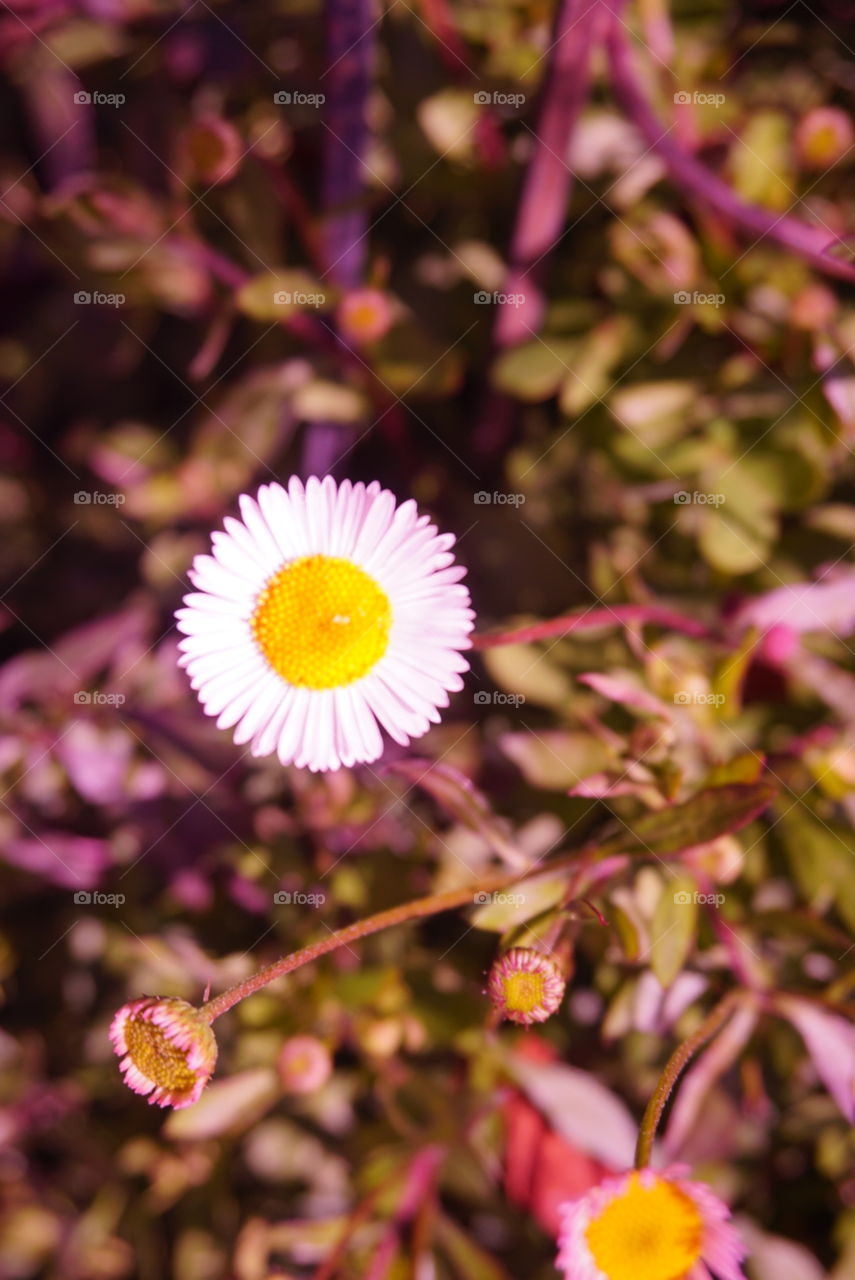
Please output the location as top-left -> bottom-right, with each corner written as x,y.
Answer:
606,781 -> 775,857
650,874 -> 698,987
491,338 -> 578,402
435,1212 -> 514,1280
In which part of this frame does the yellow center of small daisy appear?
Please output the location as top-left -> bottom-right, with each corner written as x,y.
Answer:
502,971 -> 545,1015
124,1017 -> 198,1095
251,554 -> 392,689
585,1174 -> 703,1280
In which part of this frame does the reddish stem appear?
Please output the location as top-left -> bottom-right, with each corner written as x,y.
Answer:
471,604 -> 712,650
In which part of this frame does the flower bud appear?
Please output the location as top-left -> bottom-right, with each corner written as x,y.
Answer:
110,996 -> 217,1109
486,947 -> 567,1025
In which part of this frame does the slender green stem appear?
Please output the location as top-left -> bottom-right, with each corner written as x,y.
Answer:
200,851 -> 586,1023
634,990 -> 742,1168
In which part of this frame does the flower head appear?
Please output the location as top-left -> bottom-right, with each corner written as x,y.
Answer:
557,1165 -> 746,1280
795,106 -> 854,170
176,476 -> 474,772
336,288 -> 393,346
278,1034 -> 333,1094
487,947 -> 566,1025
110,997 -> 218,1109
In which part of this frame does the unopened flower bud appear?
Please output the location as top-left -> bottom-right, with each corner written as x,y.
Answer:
486,947 -> 567,1026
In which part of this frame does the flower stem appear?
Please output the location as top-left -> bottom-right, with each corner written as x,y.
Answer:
199,853 -> 584,1023
634,991 -> 742,1168
472,603 -> 712,649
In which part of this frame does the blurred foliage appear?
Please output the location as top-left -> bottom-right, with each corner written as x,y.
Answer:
2,0 -> 855,1277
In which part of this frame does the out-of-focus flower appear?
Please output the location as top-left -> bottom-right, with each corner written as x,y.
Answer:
775,995 -> 855,1122
795,106 -> 854,170
176,475 -> 474,772
336,288 -> 394,346
557,1165 -> 746,1280
277,1035 -> 333,1094
487,947 -> 567,1025
110,997 -> 217,1109
181,116 -> 243,185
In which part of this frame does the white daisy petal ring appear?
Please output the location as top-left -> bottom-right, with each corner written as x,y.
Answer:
176,476 -> 475,772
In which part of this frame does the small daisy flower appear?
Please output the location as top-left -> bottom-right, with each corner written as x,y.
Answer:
795,106 -> 854,170
278,1034 -> 333,1094
176,476 -> 474,772
557,1165 -> 747,1280
336,288 -> 394,346
110,996 -> 218,1109
486,947 -> 567,1025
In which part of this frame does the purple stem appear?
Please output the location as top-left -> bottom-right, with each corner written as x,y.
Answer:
606,18 -> 855,285
475,0 -> 605,453
300,0 -> 376,480
494,0 -> 606,347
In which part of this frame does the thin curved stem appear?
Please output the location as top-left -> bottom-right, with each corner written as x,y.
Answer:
199,851 -> 585,1022
472,603 -> 712,649
634,990 -> 743,1168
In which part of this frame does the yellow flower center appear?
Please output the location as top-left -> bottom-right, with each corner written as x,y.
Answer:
125,1017 -> 198,1095
251,554 -> 392,689
585,1174 -> 703,1280
503,971 -> 545,1015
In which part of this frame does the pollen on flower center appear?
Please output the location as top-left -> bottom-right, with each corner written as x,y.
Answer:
124,1015 -> 199,1094
251,554 -> 392,689
585,1174 -> 703,1280
504,971 -> 545,1013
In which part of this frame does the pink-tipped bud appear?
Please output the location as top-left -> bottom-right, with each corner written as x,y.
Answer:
795,106 -> 854,171
336,288 -> 394,347
110,996 -> 217,1109
277,1034 -> 333,1094
486,947 -> 567,1026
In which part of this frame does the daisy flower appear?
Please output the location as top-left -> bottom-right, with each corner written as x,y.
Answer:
486,946 -> 567,1025
557,1165 -> 746,1280
110,996 -> 218,1109
176,476 -> 474,772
